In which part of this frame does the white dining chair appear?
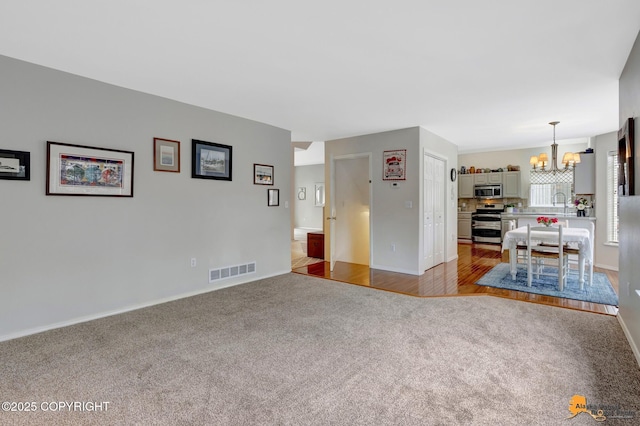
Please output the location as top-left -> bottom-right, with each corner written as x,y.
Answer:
526,224 -> 569,291
564,221 -> 595,286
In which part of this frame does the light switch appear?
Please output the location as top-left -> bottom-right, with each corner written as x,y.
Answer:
405,201 -> 413,209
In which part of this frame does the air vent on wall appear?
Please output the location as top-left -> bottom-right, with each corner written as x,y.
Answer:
209,262 -> 256,283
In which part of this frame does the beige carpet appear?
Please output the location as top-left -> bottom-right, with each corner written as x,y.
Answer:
1,273 -> 638,425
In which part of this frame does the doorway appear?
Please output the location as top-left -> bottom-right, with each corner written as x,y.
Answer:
330,154 -> 372,270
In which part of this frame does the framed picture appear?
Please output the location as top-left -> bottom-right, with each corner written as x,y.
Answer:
0,149 -> 30,181
383,149 -> 407,180
192,139 -> 232,181
315,182 -> 325,207
254,163 -> 274,185
618,117 -> 635,196
46,141 -> 134,197
154,137 -> 180,172
268,188 -> 279,206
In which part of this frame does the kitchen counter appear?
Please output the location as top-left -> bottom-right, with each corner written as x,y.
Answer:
501,212 -> 595,221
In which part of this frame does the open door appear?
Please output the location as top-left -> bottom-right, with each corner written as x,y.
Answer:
328,156 -> 337,271
329,153 -> 371,272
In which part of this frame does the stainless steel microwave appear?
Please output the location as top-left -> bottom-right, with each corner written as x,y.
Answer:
474,184 -> 502,199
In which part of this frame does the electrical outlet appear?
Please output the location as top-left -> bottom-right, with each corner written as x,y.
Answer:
391,244 -> 396,252
190,258 -> 197,267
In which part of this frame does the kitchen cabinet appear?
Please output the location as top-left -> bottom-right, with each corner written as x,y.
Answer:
471,172 -> 502,186
473,174 -> 488,185
458,212 -> 472,240
459,171 -> 520,198
503,171 -> 521,197
487,173 -> 503,184
574,151 -> 595,194
458,174 -> 474,198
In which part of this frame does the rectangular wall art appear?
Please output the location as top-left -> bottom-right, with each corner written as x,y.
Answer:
383,149 -> 407,181
154,137 -> 180,173
0,149 -> 30,181
46,141 -> 134,197
192,139 -> 232,181
253,163 -> 274,185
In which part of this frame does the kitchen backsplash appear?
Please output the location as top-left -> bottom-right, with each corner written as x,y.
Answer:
458,198 -> 527,212
459,197 -> 594,215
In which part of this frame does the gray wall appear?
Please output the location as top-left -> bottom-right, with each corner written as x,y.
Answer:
294,164 -> 324,229
326,128 -> 420,274
0,55 -> 291,341
618,30 -> 640,365
325,127 -> 457,275
420,127 -> 459,268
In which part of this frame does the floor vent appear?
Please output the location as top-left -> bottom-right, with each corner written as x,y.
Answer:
209,262 -> 256,283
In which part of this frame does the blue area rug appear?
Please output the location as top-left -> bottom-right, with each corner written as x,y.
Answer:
476,263 -> 618,306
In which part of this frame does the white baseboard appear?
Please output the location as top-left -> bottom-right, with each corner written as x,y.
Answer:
594,263 -> 619,272
617,313 -> 640,368
369,263 -> 421,276
0,270 -> 291,343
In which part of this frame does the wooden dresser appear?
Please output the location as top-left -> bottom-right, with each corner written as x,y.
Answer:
307,232 -> 325,259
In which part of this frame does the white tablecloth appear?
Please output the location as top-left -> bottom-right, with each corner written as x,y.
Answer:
501,226 -> 593,287
501,226 -> 592,263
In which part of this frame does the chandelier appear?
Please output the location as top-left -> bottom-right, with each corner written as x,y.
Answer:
529,121 -> 579,173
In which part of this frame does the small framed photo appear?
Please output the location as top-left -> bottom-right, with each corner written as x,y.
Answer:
192,139 -> 232,181
314,183 -> 325,207
383,149 -> 407,181
154,137 -> 180,173
254,163 -> 274,185
46,141 -> 134,197
268,188 -> 279,206
0,149 -> 30,181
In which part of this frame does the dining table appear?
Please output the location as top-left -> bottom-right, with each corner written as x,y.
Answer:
501,226 -> 593,289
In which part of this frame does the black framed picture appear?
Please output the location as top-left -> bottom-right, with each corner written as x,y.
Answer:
253,163 -> 274,185
618,117 -> 635,196
192,139 -> 232,181
0,149 -> 30,181
268,188 -> 279,206
46,141 -> 134,197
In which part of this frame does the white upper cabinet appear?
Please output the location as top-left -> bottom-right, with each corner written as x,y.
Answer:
503,171 -> 521,197
574,151 -> 595,194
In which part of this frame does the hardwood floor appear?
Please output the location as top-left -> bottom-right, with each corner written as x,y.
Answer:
291,241 -> 619,316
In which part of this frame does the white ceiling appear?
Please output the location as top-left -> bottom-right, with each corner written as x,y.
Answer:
1,1 -> 639,153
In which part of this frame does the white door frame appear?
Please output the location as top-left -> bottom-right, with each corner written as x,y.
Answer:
329,153 -> 373,271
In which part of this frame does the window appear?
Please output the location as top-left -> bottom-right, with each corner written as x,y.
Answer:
607,151 -> 619,243
529,170 -> 573,207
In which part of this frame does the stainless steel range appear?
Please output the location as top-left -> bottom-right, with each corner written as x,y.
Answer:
472,203 -> 505,243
